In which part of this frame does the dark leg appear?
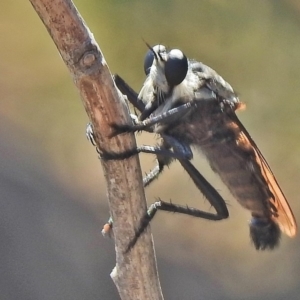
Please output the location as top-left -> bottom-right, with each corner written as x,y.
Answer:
100,145 -> 174,237
101,76 -> 229,252
101,134 -> 193,162
142,139 -> 174,187
179,159 -> 229,218
143,157 -> 169,187
114,75 -> 197,135
126,161 -> 229,252
126,156 -> 229,252
109,102 -> 196,136
115,74 -> 160,121
114,74 -> 146,112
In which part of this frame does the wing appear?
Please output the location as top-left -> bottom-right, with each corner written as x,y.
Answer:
230,112 -> 297,237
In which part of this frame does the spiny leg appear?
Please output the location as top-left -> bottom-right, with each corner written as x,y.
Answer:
143,138 -> 174,187
109,101 -> 196,137
91,76 -> 229,250
126,192 -> 228,252
90,75 -> 147,239
126,159 -> 229,252
101,133 -> 193,162
101,153 -> 174,239
100,135 -> 194,223
87,120 -> 174,186
114,75 -> 197,136
87,118 -> 228,249
87,121 -> 178,235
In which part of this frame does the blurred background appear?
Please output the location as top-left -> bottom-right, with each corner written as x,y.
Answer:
1,0 -> 300,299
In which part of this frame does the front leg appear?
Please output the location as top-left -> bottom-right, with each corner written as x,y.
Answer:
114,74 -> 145,112
109,102 -> 196,137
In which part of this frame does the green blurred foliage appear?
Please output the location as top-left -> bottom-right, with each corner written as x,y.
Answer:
2,0 -> 300,299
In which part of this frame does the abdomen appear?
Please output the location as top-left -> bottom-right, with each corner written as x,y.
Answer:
200,120 -> 273,219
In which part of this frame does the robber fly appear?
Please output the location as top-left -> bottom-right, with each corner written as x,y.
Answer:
91,44 -> 297,251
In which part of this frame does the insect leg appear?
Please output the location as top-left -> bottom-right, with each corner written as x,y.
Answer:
101,143 -> 175,237
142,138 -> 174,187
179,159 -> 229,218
99,135 -> 195,238
101,134 -> 193,161
110,102 -> 196,136
164,135 -> 228,215
114,75 -> 178,185
114,74 -> 146,112
100,76 -> 229,250
126,137 -> 228,251
126,160 -> 229,252
114,74 -> 160,121
86,122 -> 176,161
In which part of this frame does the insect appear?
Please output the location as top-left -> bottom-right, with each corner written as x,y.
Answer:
91,44 -> 297,251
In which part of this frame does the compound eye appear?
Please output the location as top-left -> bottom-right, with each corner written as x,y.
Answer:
143,48 -> 155,75
165,49 -> 188,86
143,44 -> 167,75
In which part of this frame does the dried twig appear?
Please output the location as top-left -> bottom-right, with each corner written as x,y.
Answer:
29,0 -> 163,299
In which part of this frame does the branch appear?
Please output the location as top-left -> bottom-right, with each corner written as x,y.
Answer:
29,0 -> 163,299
